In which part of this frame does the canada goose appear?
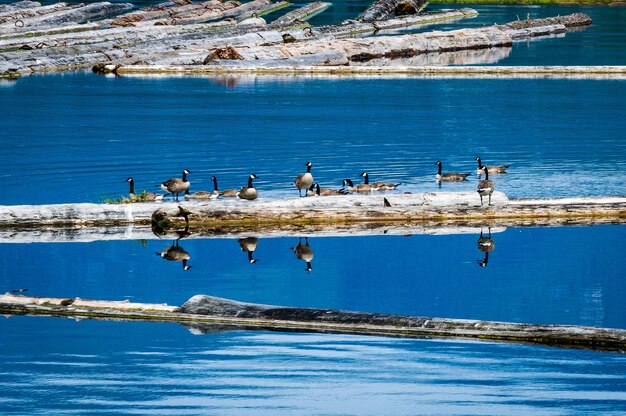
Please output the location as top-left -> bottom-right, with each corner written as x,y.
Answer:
435,161 -> 469,182
361,172 -> 401,191
176,205 -> 192,227
475,156 -> 509,174
294,161 -> 314,197
237,174 -> 258,200
308,183 -> 348,196
156,239 -> 191,270
214,176 -> 238,197
477,167 -> 495,206
238,237 -> 258,264
291,237 -> 313,272
477,228 -> 495,267
185,176 -> 219,200
160,169 -> 191,202
126,178 -> 164,202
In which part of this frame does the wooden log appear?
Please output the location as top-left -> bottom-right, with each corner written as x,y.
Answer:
269,2 -> 331,27
0,3 -> 73,25
0,194 -> 625,228
0,1 -> 40,13
110,0 -> 235,27
1,293 -> 624,352
358,0 -> 428,22
6,2 -> 132,30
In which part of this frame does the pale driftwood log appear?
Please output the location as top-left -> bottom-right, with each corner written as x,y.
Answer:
0,1 -> 40,13
6,2 -> 132,30
0,3 -> 73,25
269,2 -> 331,27
110,0 -> 236,27
358,0 -> 428,22
1,293 -> 624,352
0,193 -> 625,228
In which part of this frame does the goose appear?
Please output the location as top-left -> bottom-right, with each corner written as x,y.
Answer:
342,178 -> 373,193
160,169 -> 191,202
477,167 -> 495,206
126,177 -> 164,202
214,176 -> 238,197
185,176 -> 219,200
477,228 -> 495,267
435,161 -> 469,182
475,156 -> 509,174
237,174 -> 258,200
294,161 -> 314,197
238,237 -> 258,264
361,172 -> 401,191
291,237 -> 313,272
156,239 -> 191,270
308,183 -> 348,196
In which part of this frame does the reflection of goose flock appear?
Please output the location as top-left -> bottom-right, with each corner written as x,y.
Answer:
127,157 -> 509,206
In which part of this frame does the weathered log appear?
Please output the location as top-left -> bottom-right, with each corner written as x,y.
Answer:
1,293 -> 624,352
110,0 -> 230,27
502,12 -> 592,30
6,2 -> 132,30
269,2 -> 331,27
0,3 -> 73,25
1,194 -> 625,228
0,1 -> 40,13
358,0 -> 428,22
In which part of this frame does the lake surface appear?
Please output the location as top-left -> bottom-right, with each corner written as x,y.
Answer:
1,318 -> 625,416
2,225 -> 625,329
2,74 -> 626,205
1,1 -> 626,414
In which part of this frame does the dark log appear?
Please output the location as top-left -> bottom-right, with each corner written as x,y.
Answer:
358,0 -> 428,22
1,293 -> 624,352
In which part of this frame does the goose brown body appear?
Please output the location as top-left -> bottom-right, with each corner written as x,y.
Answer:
435,161 -> 469,182
126,178 -> 164,201
475,157 -> 509,174
238,174 -> 258,200
477,167 -> 495,206
160,169 -> 191,201
294,162 -> 314,197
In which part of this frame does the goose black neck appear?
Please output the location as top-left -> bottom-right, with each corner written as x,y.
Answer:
363,174 -> 369,185
248,176 -> 254,187
306,164 -> 311,173
437,164 -> 442,175
315,184 -> 321,195
213,177 -> 218,192
128,180 -> 135,194
247,251 -> 254,262
477,158 -> 483,168
182,171 -> 187,181
483,168 -> 489,180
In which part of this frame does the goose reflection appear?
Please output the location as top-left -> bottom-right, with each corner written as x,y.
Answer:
476,228 -> 495,267
156,238 -> 191,270
291,237 -> 314,272
238,237 -> 259,264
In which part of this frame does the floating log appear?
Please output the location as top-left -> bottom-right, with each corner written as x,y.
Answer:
6,2 -> 132,30
0,193 -> 625,229
269,1 -> 331,27
358,0 -> 428,22
1,293 -> 624,352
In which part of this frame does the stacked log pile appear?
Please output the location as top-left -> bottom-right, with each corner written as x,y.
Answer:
0,0 -> 593,78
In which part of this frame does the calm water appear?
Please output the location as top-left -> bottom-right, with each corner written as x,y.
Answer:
2,225 -> 625,329
1,318 -> 625,416
1,74 -> 625,205
2,2 -> 626,414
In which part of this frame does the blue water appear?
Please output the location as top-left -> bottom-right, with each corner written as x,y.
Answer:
2,2 -> 626,413
1,317 -> 625,416
1,74 -> 625,205
2,225 -> 625,329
